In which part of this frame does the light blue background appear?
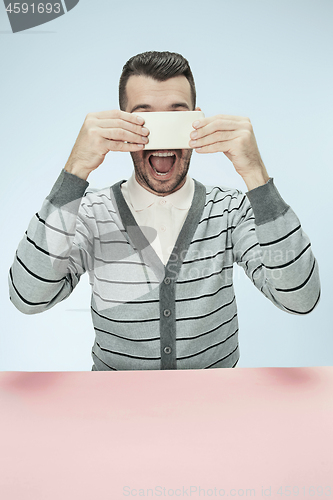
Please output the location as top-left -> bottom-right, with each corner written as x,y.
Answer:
1,0 -> 332,370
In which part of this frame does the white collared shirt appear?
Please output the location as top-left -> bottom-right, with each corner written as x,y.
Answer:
121,171 -> 195,265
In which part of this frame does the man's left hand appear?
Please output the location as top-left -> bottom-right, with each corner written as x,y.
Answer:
189,114 -> 270,190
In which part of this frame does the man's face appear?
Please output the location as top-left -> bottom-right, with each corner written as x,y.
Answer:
125,75 -> 200,196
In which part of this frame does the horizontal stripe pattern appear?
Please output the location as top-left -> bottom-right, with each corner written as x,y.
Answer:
8,170 -> 320,370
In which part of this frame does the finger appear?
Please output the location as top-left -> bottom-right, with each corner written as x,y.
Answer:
190,130 -> 240,148
100,127 -> 149,145
89,109 -> 145,125
107,140 -> 145,153
192,119 -> 245,141
194,140 -> 235,154
97,119 -> 149,137
96,137 -> 145,154
192,114 -> 247,130
192,119 -> 252,142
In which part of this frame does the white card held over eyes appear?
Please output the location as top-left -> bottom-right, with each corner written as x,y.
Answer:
133,111 -> 205,150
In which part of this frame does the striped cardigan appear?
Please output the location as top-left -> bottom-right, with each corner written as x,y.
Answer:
9,169 -> 321,370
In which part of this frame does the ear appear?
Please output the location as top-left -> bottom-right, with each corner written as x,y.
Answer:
194,106 -> 202,111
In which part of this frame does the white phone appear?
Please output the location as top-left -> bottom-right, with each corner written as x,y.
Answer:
133,110 -> 205,150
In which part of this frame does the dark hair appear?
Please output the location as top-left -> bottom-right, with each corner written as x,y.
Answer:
119,51 -> 196,111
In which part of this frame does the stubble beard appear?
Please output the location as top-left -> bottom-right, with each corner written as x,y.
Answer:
130,149 -> 193,196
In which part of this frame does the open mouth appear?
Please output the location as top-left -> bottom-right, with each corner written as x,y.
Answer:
148,151 -> 176,177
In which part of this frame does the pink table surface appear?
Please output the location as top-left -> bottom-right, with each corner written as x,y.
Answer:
0,367 -> 332,500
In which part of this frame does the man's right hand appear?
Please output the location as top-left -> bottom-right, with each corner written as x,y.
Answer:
64,110 -> 149,180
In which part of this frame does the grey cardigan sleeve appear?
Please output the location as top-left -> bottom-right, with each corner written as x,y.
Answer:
231,178 -> 321,314
8,169 -> 91,314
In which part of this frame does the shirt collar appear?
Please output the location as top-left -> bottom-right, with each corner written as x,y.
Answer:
126,171 -> 194,211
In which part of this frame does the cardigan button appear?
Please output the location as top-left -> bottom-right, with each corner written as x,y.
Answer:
164,277 -> 171,285
163,309 -> 171,317
164,346 -> 172,354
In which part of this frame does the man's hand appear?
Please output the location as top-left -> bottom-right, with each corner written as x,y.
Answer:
189,115 -> 270,190
64,110 -> 149,180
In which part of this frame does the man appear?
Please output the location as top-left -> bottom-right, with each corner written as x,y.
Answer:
9,51 -> 320,371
